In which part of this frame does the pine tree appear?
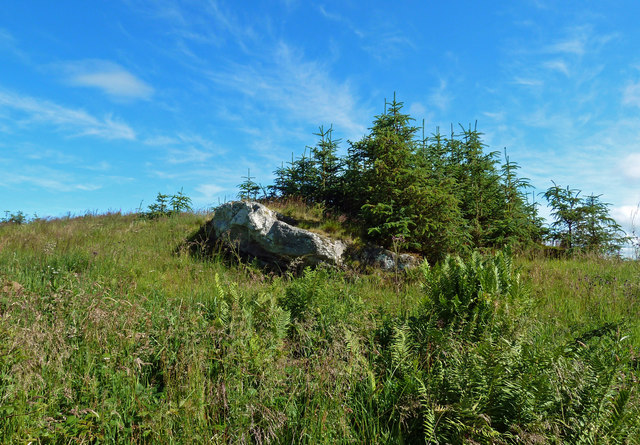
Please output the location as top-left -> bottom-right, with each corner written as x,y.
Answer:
493,148 -> 545,246
237,168 -> 261,201
444,124 -> 505,248
577,194 -> 627,255
263,93 -> 602,260
543,182 -> 583,250
345,94 -> 465,260
354,94 -> 421,242
308,125 -> 342,205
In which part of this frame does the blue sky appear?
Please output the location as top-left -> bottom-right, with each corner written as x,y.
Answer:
1,1 -> 640,238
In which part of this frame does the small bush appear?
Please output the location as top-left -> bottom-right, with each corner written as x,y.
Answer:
142,190 -> 192,219
1,210 -> 28,225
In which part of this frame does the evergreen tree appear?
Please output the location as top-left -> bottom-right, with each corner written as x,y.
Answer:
170,189 -> 193,213
443,124 -> 505,248
308,125 -> 343,205
577,194 -> 627,255
339,139 -> 368,216
263,93 -> 627,261
345,95 -> 465,261
493,149 -> 545,246
269,160 -> 294,198
543,183 -> 626,255
269,151 -> 314,199
237,168 -> 261,201
543,182 -> 583,250
356,94 -> 421,242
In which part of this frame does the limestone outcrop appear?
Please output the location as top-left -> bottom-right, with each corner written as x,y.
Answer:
195,200 -> 421,272
202,201 -> 346,269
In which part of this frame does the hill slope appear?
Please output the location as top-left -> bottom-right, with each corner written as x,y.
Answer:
1,212 -> 639,443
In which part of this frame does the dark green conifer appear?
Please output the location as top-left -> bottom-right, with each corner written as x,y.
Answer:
308,125 -> 342,205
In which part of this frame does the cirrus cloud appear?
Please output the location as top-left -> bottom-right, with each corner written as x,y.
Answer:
623,81 -> 640,108
58,59 -> 154,101
620,153 -> 640,180
0,89 -> 136,140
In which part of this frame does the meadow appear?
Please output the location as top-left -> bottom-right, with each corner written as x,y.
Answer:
1,211 -> 639,443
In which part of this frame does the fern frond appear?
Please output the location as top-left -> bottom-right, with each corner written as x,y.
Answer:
390,323 -> 412,376
272,307 -> 290,342
417,377 -> 438,444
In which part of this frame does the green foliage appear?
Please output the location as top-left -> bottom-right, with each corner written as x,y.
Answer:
308,125 -> 343,205
364,251 -> 640,443
143,189 -> 193,219
266,93 -> 549,261
353,95 -> 465,258
493,149 -> 546,246
1,211 -> 639,443
543,182 -> 584,250
544,182 -> 627,255
237,168 -> 262,200
1,210 -> 28,225
420,250 -> 523,338
579,193 -> 628,255
169,189 -> 193,214
269,150 -> 316,200
268,126 -> 343,206
241,93 -> 625,259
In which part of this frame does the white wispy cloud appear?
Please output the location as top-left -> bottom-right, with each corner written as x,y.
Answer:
24,147 -> 79,164
127,0 -> 257,55
482,111 -> 506,121
513,77 -> 544,87
0,27 -> 28,62
0,89 -> 135,139
545,37 -> 586,56
128,0 -> 370,146
428,79 -> 451,112
85,161 -> 112,172
623,81 -> 640,108
408,102 -> 427,119
208,41 -> 368,139
166,147 -> 214,164
506,25 -> 614,92
144,135 -> 180,146
0,28 -> 14,46
543,25 -> 617,58
317,5 -> 414,62
611,201 -> 640,254
194,183 -> 227,204
612,204 -> 640,229
57,60 -> 154,100
620,153 -> 640,180
361,31 -> 415,62
0,168 -> 102,193
543,59 -> 570,76
144,133 -> 217,148
143,133 -> 224,164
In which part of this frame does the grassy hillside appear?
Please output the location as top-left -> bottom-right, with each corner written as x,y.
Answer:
1,212 -> 639,443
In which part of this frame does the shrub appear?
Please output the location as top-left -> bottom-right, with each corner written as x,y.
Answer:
420,249 -> 524,338
142,190 -> 193,219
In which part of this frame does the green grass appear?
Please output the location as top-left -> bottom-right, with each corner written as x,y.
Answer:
1,212 -> 639,443
263,197 -> 361,242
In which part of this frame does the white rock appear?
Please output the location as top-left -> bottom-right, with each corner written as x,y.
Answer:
208,201 -> 346,268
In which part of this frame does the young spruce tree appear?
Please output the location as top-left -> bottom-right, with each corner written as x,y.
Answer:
347,95 -> 464,261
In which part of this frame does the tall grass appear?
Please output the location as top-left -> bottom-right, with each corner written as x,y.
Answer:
1,212 -> 639,443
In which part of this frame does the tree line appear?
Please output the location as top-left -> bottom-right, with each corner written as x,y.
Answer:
239,94 -> 626,261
